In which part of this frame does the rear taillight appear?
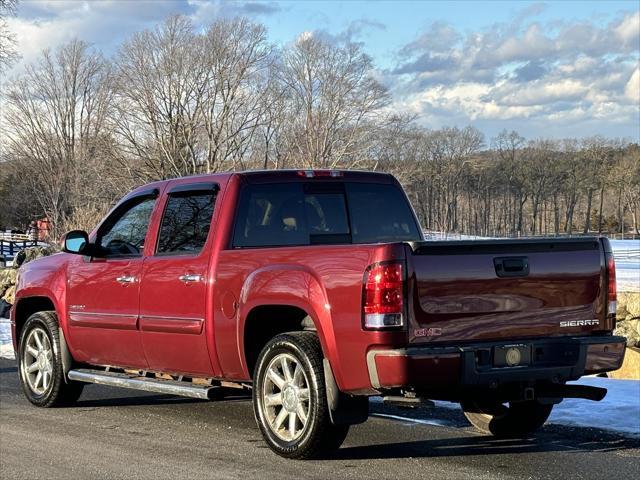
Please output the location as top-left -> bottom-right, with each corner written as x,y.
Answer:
362,262 -> 404,329
606,251 -> 617,317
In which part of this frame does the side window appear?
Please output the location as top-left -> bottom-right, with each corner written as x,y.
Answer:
345,183 -> 421,243
233,184 -> 306,247
232,183 -> 350,247
305,193 -> 349,237
156,191 -> 216,255
97,196 -> 156,257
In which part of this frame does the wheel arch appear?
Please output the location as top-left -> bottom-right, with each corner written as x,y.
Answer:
13,295 -> 58,343
13,296 -> 74,380
236,265 -> 339,382
243,304 -> 320,379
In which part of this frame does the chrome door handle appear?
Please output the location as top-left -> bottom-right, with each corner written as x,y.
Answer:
116,275 -> 136,284
179,274 -> 202,283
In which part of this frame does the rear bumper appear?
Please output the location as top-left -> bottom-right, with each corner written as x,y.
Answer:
366,336 -> 626,390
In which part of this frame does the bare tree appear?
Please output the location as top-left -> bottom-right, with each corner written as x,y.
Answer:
493,130 -> 527,234
418,126 -> 484,232
2,40 -> 113,238
609,145 -> 640,236
0,0 -> 18,73
112,16 -> 202,179
1,12 -> 638,240
277,34 -> 389,169
112,16 -> 272,179
199,18 -> 273,172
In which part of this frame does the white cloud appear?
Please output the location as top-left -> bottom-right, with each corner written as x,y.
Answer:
3,0 -> 280,79
625,67 -> 640,103
389,9 -> 640,138
6,17 -> 74,71
615,10 -> 640,47
4,1 -> 189,78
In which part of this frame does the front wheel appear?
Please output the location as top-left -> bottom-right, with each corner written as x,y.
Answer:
18,311 -> 84,407
461,399 -> 553,437
253,332 -> 349,459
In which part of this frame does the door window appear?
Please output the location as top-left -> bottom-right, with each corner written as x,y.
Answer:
97,196 -> 156,257
156,191 -> 217,255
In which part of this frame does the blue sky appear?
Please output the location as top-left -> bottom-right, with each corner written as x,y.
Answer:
5,0 -> 640,140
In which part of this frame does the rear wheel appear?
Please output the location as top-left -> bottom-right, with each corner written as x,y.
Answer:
18,311 -> 84,407
461,399 -> 553,437
253,332 -> 349,459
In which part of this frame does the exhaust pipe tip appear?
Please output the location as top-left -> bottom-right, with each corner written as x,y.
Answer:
538,383 -> 607,402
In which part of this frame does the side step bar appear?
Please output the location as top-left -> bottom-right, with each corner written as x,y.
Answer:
68,369 -> 218,400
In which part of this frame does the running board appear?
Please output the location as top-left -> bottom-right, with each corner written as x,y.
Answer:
67,369 -> 217,400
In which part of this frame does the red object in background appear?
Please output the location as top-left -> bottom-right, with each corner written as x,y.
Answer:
35,218 -> 50,241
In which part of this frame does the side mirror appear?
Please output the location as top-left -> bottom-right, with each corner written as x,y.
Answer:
62,230 -> 89,255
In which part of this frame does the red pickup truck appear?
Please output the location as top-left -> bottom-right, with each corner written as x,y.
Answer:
11,170 -> 625,458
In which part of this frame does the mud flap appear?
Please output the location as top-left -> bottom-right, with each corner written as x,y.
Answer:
323,359 -> 368,425
58,327 -> 73,383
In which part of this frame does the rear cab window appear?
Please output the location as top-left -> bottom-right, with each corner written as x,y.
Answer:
232,181 -> 421,248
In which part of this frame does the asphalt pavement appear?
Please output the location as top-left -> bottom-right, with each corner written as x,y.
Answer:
1,358 -> 638,479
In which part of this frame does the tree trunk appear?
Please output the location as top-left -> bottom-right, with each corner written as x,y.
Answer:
597,185 -> 605,233
553,193 -> 560,235
583,188 -> 593,233
618,190 -> 624,239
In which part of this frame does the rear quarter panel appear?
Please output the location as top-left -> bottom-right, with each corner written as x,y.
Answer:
215,243 -> 407,392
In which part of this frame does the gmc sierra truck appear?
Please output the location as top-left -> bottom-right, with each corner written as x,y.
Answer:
11,170 -> 625,459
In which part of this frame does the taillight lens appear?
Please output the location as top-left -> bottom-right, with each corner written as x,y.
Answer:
607,252 -> 617,317
363,262 -> 404,329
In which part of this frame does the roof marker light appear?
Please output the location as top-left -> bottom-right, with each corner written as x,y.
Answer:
297,170 -> 343,178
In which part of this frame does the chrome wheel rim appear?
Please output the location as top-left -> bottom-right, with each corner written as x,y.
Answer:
21,327 -> 53,395
261,353 -> 310,441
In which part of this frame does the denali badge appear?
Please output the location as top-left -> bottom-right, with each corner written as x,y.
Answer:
559,319 -> 599,328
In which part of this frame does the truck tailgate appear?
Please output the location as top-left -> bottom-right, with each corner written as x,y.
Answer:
406,238 -> 607,344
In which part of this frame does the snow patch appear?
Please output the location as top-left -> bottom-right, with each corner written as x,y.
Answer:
371,412 -> 456,428
0,318 -> 14,360
610,239 -> 640,292
434,377 -> 640,438
548,377 -> 640,437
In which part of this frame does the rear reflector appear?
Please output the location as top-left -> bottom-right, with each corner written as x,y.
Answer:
363,262 -> 404,329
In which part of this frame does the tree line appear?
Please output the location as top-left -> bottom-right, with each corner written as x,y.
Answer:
0,15 -> 638,239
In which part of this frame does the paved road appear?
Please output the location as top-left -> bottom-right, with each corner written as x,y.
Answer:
1,358 -> 638,480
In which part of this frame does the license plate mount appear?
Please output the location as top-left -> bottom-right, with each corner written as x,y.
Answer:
493,344 -> 532,368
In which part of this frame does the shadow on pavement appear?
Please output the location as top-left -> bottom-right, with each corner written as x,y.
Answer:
74,388 -> 252,408
330,433 -> 639,460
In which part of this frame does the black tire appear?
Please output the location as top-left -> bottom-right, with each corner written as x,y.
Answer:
461,399 -> 553,437
252,332 -> 349,459
18,311 -> 84,407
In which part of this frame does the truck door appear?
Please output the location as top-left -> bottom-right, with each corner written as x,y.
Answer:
138,183 -> 218,376
66,191 -> 158,368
